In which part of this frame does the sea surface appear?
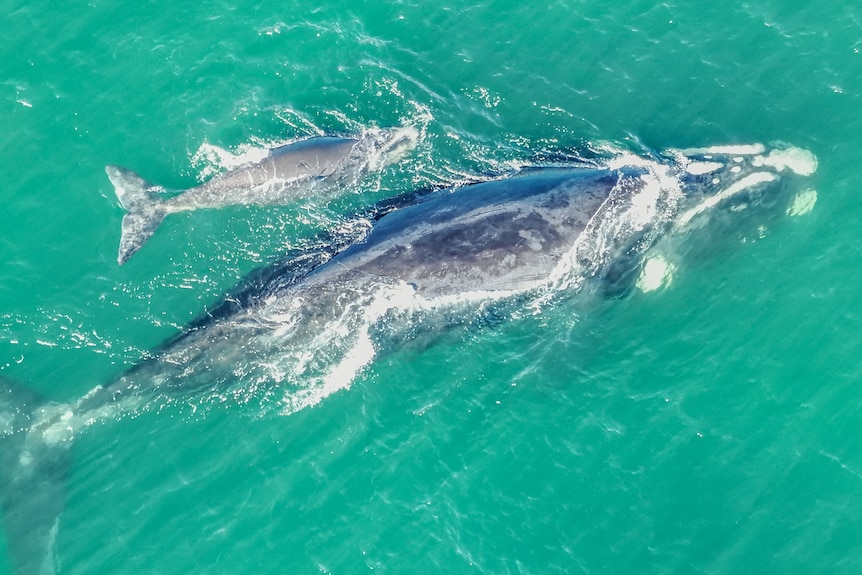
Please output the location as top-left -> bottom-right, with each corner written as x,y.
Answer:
2,0 -> 861,573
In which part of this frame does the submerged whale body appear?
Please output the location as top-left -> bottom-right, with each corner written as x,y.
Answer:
108,126 -> 419,265
1,144 -> 817,574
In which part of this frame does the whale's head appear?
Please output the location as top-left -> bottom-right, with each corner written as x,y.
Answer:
632,143 -> 818,292
357,125 -> 421,173
672,144 -> 818,227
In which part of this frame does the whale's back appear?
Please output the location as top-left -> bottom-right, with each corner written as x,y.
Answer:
313,168 -> 624,297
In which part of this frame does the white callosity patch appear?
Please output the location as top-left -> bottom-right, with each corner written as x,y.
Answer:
752,147 -> 818,176
637,256 -> 676,292
678,144 -> 767,156
676,172 -> 779,226
685,161 -> 724,175
788,188 -> 818,216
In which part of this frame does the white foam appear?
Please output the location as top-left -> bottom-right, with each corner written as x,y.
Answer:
323,281 -> 418,389
676,172 -> 777,226
361,125 -> 420,172
320,331 -> 376,395
604,149 -> 655,171
278,280 -> 425,415
277,270 -> 553,417
192,142 -> 271,180
629,174 -> 663,229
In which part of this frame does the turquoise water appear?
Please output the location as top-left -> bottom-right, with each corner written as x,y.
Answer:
2,0 -> 862,572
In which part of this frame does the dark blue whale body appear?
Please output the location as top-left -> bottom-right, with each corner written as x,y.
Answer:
0,145 -> 817,574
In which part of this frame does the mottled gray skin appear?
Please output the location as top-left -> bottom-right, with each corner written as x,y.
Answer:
108,128 -> 417,264
307,168 -> 623,297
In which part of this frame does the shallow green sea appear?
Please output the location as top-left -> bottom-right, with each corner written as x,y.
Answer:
2,0 -> 862,573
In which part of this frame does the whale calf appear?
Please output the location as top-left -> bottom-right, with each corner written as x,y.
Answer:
107,126 -> 419,264
1,143 -> 816,574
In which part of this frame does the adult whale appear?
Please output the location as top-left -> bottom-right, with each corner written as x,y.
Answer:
107,126 -> 419,265
0,143 -> 817,575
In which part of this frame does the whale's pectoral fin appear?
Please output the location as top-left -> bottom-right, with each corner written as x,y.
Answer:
0,380 -> 72,575
600,254 -> 644,299
106,165 -> 167,265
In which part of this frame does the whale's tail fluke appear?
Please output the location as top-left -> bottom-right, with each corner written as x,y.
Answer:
106,165 -> 168,265
0,380 -> 73,575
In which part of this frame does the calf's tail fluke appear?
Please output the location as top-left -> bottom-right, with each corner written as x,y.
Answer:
0,380 -> 73,575
106,165 -> 167,265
